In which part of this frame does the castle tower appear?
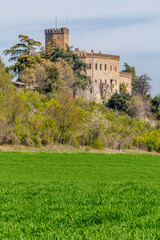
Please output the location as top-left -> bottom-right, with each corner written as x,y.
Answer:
45,28 -> 69,49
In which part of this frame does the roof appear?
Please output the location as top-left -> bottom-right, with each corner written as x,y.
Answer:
75,50 -> 120,61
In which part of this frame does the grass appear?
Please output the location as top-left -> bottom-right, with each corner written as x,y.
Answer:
0,152 -> 160,239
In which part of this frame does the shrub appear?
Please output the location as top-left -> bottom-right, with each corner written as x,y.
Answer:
91,139 -> 105,150
21,133 -> 34,147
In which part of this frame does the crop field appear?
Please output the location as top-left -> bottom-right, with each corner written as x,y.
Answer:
0,152 -> 160,239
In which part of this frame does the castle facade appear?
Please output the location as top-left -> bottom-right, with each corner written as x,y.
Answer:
45,27 -> 132,101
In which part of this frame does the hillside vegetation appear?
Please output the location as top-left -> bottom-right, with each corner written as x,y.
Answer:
0,36 -> 160,153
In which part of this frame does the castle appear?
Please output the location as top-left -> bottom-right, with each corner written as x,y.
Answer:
45,27 -> 132,101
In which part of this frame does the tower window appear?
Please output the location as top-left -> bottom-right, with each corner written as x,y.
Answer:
95,63 -> 97,70
105,79 -> 107,84
90,88 -> 92,94
89,63 -> 91,69
100,64 -> 102,70
105,64 -> 107,71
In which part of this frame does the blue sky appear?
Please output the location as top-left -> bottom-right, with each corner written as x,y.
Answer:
0,0 -> 160,96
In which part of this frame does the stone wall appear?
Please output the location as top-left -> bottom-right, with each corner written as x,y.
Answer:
120,72 -> 132,94
77,50 -> 122,101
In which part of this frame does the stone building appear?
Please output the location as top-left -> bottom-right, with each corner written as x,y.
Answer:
45,28 -> 69,50
45,27 -> 132,101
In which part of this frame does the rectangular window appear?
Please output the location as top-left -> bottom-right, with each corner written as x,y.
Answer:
95,63 -> 97,70
115,66 -> 117,72
90,88 -> 92,94
100,64 -> 102,70
110,65 -> 112,71
105,64 -> 107,71
89,63 -> 91,69
105,79 -> 107,84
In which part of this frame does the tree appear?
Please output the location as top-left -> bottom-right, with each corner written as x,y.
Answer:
20,61 -> 59,93
41,45 -> 91,95
151,95 -> 160,120
0,59 -> 25,144
106,93 -> 132,112
122,63 -> 151,96
134,74 -> 151,96
119,83 -> 127,94
46,88 -> 85,144
3,35 -> 42,75
86,109 -> 110,139
122,62 -> 136,77
0,58 -> 13,95
127,95 -> 151,120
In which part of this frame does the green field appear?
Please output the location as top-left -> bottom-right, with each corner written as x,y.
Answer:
0,152 -> 160,239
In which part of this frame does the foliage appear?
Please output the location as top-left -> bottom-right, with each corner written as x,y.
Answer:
46,89 -> 85,144
122,62 -> 151,96
106,93 -> 132,111
119,83 -> 127,94
3,35 -> 42,75
127,95 -> 151,120
133,74 -> 152,96
0,53 -> 160,153
4,35 -> 91,95
151,95 -> 160,120
86,109 -> 110,139
41,45 -> 91,94
122,62 -> 136,77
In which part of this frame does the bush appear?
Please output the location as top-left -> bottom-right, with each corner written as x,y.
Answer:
91,139 -> 105,150
106,93 -> 131,112
21,133 -> 34,147
146,138 -> 158,152
32,136 -> 42,147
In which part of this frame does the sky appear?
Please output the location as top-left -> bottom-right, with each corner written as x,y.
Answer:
0,0 -> 160,96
